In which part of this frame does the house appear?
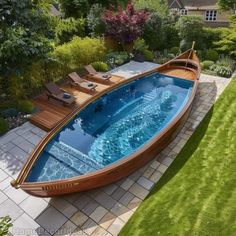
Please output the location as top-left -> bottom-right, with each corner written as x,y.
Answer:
168,0 -> 232,27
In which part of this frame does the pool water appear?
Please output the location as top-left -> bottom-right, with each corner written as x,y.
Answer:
27,73 -> 193,182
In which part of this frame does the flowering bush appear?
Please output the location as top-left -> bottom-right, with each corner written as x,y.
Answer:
102,2 -> 149,48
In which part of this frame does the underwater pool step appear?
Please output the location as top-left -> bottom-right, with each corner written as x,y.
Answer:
45,141 -> 104,175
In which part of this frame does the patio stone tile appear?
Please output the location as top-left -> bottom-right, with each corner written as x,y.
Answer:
150,170 -> 162,182
0,176 -> 12,190
0,132 -> 18,145
102,184 -> 118,195
73,194 -> 91,210
63,193 -> 82,204
36,206 -> 67,234
81,200 -> 99,216
0,191 -> 8,204
11,213 -> 42,236
20,196 -> 49,219
161,157 -> 174,167
16,139 -> 35,154
26,134 -> 42,146
0,142 -> 15,152
4,186 -> 28,204
137,176 -> 154,190
0,199 -> 24,221
127,197 -> 142,210
99,212 -> 116,230
70,228 -> 88,236
89,206 -> 108,223
0,168 -> 8,181
8,146 -> 28,163
54,220 -> 77,236
129,171 -> 142,181
111,187 -> 126,201
11,136 -> 26,146
119,192 -> 134,207
157,164 -> 168,174
107,218 -> 125,236
94,192 -> 116,210
110,203 -> 129,218
70,211 -> 88,227
129,183 -> 149,200
91,226 -> 107,236
118,210 -> 134,222
120,178 -> 134,191
143,166 -> 155,179
81,219 -> 98,235
50,198 -> 78,218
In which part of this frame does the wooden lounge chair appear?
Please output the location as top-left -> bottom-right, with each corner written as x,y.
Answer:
68,72 -> 97,94
45,82 -> 76,106
84,65 -> 111,84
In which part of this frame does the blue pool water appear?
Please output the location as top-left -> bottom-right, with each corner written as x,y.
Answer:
27,73 -> 193,182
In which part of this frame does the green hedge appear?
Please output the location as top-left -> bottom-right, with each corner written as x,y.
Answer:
17,100 -> 34,114
0,118 -> 8,136
91,61 -> 109,72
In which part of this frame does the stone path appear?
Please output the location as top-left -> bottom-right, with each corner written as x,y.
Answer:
0,73 -> 231,236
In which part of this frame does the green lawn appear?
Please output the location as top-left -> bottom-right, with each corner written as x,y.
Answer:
120,78 -> 236,236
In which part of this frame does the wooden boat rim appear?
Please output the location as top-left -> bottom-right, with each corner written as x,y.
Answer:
12,49 -> 200,189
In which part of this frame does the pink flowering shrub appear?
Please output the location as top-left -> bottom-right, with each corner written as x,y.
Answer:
102,2 -> 149,47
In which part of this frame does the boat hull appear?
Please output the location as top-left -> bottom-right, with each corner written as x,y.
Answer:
12,49 -> 200,197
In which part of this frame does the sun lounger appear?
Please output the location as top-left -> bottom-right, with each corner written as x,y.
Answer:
68,72 -> 97,94
84,65 -> 111,84
45,82 -> 76,106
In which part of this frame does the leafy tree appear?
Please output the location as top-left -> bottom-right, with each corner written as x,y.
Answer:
176,16 -> 205,51
215,16 -> 236,56
102,3 -> 149,50
59,0 -> 90,18
134,0 -> 169,17
0,0 -> 54,77
87,4 -> 106,37
218,0 -> 236,11
55,17 -> 85,44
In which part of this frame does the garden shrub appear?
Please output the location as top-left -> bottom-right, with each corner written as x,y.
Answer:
170,47 -> 179,55
133,38 -> 148,53
106,51 -> 129,68
144,50 -> 154,61
0,108 -> 18,118
55,18 -> 85,45
0,118 -> 9,136
53,37 -> 107,71
205,49 -> 219,62
202,27 -> 225,49
17,100 -> 34,114
202,60 -> 214,70
91,61 -> 109,72
210,65 -> 233,78
177,16 -> 205,51
87,4 -> 106,37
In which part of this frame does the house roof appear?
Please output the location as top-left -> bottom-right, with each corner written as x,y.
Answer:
168,0 -> 219,10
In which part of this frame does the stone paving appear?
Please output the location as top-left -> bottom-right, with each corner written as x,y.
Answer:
0,73 -> 231,236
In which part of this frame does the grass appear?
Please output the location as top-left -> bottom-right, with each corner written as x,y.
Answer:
119,78 -> 236,236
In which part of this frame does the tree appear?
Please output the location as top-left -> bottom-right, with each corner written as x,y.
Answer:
176,16 -> 205,51
0,0 -> 54,77
102,3 -> 149,50
134,0 -> 169,17
218,0 -> 236,11
215,16 -> 236,56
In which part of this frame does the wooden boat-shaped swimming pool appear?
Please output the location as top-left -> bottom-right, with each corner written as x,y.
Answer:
12,48 -> 200,197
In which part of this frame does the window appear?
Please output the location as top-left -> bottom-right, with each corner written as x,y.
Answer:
205,10 -> 217,21
180,9 -> 188,15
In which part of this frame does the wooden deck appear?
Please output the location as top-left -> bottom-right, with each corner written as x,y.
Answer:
29,75 -> 124,131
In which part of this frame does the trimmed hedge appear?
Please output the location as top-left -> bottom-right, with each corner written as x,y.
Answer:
91,61 -> 109,72
205,49 -> 219,62
0,118 -> 8,135
18,100 -> 34,114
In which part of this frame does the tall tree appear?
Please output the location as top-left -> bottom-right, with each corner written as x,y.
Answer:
218,0 -> 236,11
0,0 -> 54,77
102,2 -> 149,50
